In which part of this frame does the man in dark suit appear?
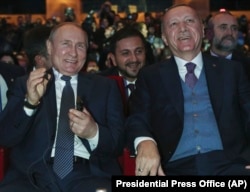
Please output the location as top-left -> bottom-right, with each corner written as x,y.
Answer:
0,22 -> 124,191
204,10 -> 250,80
100,26 -> 147,116
0,60 -> 25,88
126,4 -> 250,176
0,61 -> 25,110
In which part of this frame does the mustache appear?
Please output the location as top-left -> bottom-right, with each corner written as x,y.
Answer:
221,35 -> 236,42
125,62 -> 141,67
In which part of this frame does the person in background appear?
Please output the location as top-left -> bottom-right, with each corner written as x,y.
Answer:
15,51 -> 28,72
22,26 -> 52,72
205,10 -> 250,80
99,26 -> 147,116
0,22 -> 124,191
132,22 -> 155,65
126,4 -> 250,176
81,53 -> 100,74
0,60 -> 25,111
0,52 -> 18,65
146,23 -> 165,62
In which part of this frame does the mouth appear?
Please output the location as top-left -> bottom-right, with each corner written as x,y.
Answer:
222,36 -> 234,42
126,62 -> 140,69
178,35 -> 191,41
65,59 -> 77,65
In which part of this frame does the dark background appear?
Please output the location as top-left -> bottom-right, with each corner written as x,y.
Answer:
0,0 -> 250,14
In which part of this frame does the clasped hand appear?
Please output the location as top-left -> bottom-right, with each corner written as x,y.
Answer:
69,108 -> 98,139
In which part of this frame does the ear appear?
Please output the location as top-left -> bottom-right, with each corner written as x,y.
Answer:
46,40 -> 52,55
108,53 -> 117,66
161,34 -> 168,46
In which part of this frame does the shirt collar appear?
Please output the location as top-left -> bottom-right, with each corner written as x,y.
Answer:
210,50 -> 232,60
52,67 -> 78,81
118,71 -> 136,85
174,52 -> 203,71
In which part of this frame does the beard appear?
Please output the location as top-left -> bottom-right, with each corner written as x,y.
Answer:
214,35 -> 237,52
118,61 -> 142,79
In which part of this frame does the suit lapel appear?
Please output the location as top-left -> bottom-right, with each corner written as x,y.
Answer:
159,58 -> 184,120
42,69 -> 57,137
77,73 -> 92,108
202,54 -> 223,119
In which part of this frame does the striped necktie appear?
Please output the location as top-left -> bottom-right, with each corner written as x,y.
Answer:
53,75 -> 75,179
185,62 -> 198,89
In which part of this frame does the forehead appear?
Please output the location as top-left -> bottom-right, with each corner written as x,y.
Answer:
165,6 -> 196,19
116,36 -> 144,49
213,14 -> 238,25
54,24 -> 86,40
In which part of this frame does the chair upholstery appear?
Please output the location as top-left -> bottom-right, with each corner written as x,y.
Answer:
0,147 -> 8,181
120,148 -> 135,175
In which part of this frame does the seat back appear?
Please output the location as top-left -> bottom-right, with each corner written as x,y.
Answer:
0,147 -> 8,181
119,148 -> 135,175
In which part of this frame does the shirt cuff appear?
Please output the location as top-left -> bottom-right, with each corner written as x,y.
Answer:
87,123 -> 99,150
24,106 -> 37,116
134,137 -> 156,154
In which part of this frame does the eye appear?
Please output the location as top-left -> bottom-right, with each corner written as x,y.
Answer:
231,26 -> 238,32
77,43 -> 86,49
186,18 -> 194,23
61,41 -> 70,47
218,25 -> 227,31
169,21 -> 177,28
135,48 -> 145,55
121,50 -> 129,56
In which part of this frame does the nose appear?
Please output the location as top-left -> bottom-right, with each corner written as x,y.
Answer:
130,52 -> 138,62
229,27 -> 236,35
179,22 -> 187,32
69,46 -> 77,57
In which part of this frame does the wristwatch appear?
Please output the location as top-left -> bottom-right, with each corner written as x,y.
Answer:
24,98 -> 40,109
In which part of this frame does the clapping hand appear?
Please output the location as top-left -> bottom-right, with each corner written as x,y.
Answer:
26,68 -> 51,105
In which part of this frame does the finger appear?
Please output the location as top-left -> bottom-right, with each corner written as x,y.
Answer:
157,165 -> 166,176
149,165 -> 157,176
136,167 -> 145,176
82,107 -> 90,115
70,121 -> 74,129
69,108 -> 83,118
30,68 -> 47,80
245,165 -> 250,169
136,157 -> 147,176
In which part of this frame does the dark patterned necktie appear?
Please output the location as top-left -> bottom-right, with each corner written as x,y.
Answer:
185,62 -> 198,89
127,83 -> 135,96
53,75 -> 75,179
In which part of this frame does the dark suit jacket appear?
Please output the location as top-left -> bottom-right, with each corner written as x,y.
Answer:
0,69 -> 125,185
204,49 -> 250,81
99,67 -> 119,77
0,61 -> 25,88
231,50 -> 250,81
126,54 -> 250,166
99,69 -> 133,117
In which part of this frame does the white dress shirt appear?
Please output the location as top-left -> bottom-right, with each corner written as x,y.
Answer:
0,74 -> 8,110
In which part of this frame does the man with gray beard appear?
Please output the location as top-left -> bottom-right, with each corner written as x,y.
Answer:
205,10 -> 250,80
